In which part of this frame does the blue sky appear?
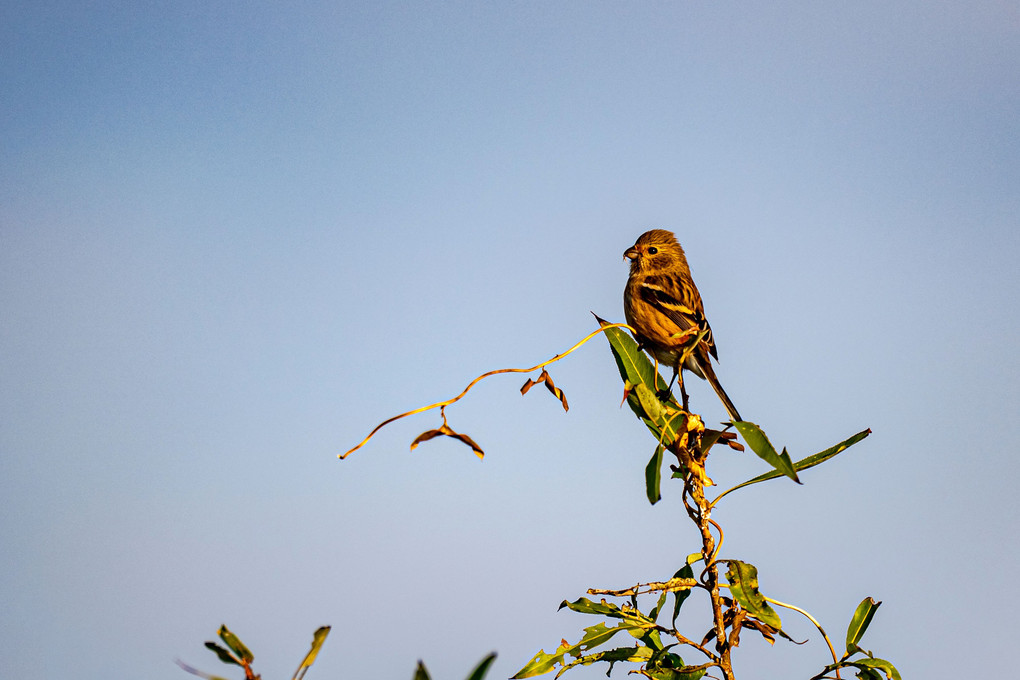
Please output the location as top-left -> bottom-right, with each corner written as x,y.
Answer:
2,2 -> 1018,679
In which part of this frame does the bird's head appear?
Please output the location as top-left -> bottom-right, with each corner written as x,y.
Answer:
624,229 -> 687,274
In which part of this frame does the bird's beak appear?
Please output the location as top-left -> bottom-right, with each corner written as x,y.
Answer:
624,246 -> 639,261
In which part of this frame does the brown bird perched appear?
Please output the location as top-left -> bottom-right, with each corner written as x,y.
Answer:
623,229 -> 742,422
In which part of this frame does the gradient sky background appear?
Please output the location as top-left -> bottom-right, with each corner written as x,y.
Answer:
2,2 -> 1018,679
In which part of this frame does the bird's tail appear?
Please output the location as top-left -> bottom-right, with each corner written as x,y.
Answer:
695,358 -> 742,423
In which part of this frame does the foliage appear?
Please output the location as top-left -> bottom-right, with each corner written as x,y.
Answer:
178,625 -> 497,680
415,653 -> 498,680
508,319 -> 895,680
186,314 -> 899,680
177,625 -> 330,680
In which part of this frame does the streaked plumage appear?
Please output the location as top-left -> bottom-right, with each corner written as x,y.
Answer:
623,229 -> 741,422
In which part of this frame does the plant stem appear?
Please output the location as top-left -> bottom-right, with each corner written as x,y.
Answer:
686,475 -> 734,680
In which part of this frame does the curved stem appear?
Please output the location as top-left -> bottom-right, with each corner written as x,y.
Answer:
763,596 -> 841,678
340,323 -> 635,458
707,517 -> 724,564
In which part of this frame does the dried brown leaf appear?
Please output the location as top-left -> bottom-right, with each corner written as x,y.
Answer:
520,369 -> 568,411
728,608 -> 747,648
410,429 -> 445,448
741,617 -> 776,645
410,423 -> 484,459
541,371 -> 569,412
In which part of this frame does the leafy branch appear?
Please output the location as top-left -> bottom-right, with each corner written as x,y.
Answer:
177,625 -> 330,680
508,318 -> 893,680
179,625 -> 499,680
219,311 -> 896,680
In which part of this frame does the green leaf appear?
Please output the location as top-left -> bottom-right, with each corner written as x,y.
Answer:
648,585 -> 669,622
714,429 -> 871,503
644,667 -> 708,680
465,652 -> 497,680
636,628 -> 665,651
292,626 -> 331,680
559,597 -> 658,629
646,445 -> 664,504
669,666 -> 709,680
512,622 -> 632,678
671,564 -> 695,628
559,597 -> 624,617
732,422 -> 800,483
572,620 -> 631,646
597,317 -> 683,443
204,642 -> 241,666
414,660 -> 431,680
554,646 -> 652,679
632,386 -> 697,466
643,652 -> 708,680
514,598 -> 663,678
633,382 -> 669,421
724,561 -> 781,629
846,597 -> 881,653
598,316 -> 671,394
848,658 -> 901,680
217,626 -> 253,664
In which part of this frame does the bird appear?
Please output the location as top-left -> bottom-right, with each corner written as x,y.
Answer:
623,229 -> 741,422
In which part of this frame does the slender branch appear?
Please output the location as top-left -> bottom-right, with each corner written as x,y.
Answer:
340,323 -> 635,458
587,576 -> 699,597
685,473 -> 734,680
669,634 -> 721,664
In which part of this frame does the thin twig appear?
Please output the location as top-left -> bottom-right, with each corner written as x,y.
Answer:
669,633 -> 721,664
587,577 -> 699,597
340,323 -> 635,458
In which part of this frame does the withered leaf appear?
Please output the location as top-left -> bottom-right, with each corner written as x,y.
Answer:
700,428 -> 726,455
741,617 -> 776,645
742,616 -> 806,645
728,608 -> 747,648
520,369 -> 568,412
410,423 -> 484,459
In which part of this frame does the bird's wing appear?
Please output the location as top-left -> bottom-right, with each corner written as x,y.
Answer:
638,276 -> 719,360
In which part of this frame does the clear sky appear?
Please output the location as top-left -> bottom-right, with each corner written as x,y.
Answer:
2,2 -> 1018,679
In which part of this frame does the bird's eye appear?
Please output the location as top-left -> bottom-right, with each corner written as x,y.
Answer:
647,246 -> 658,255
